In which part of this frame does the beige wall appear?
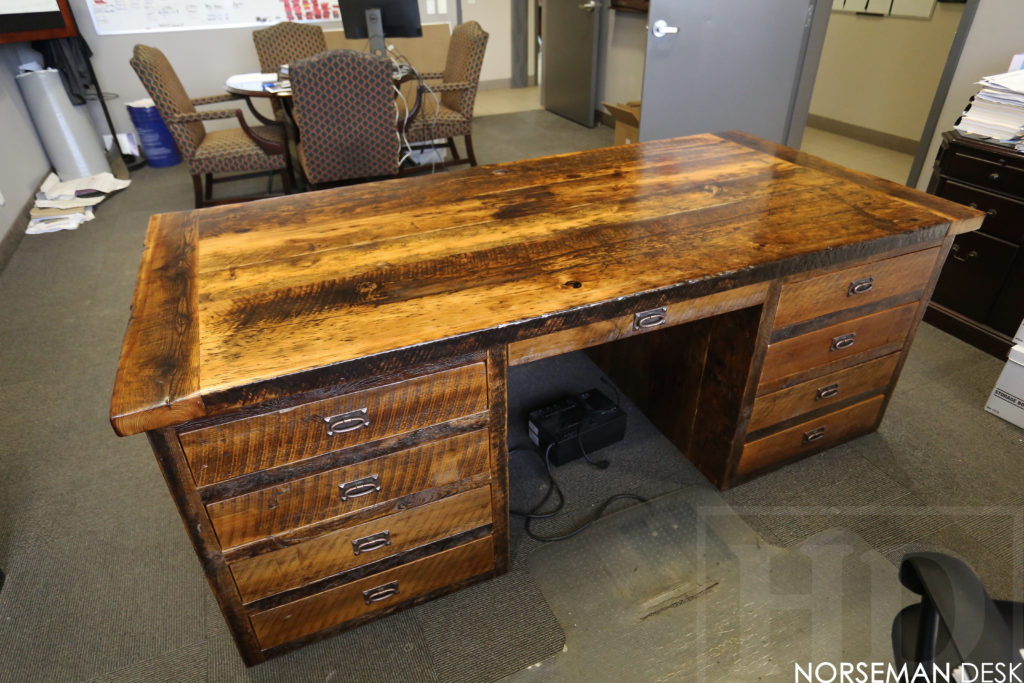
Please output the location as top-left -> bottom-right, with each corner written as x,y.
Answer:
0,45 -> 52,248
917,0 -> 1024,190
808,4 -> 962,142
598,10 -> 646,107
461,0 -> 512,85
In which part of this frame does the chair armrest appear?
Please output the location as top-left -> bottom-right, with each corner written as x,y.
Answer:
899,552 -> 1022,665
191,93 -> 241,106
167,109 -> 283,155
167,109 -> 239,123
419,81 -> 471,94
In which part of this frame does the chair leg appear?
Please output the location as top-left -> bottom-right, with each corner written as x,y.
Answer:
280,168 -> 293,195
447,138 -> 460,161
205,173 -> 214,202
192,174 -> 205,208
464,134 -> 477,167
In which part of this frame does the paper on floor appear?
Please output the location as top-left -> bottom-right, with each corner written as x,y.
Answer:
37,171 -> 130,200
25,207 -> 94,234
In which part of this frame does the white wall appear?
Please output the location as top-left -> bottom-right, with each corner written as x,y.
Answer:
808,4 -> 962,142
917,0 -> 1024,190
0,45 -> 51,248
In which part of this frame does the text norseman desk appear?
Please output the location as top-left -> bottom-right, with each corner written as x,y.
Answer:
110,132 -> 983,664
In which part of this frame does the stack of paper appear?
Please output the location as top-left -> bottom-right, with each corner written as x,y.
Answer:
955,70 -> 1024,150
27,171 -> 130,234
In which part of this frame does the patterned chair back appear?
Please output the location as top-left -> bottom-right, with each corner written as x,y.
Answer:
130,45 -> 205,161
253,22 -> 328,73
440,22 -> 489,119
290,49 -> 400,184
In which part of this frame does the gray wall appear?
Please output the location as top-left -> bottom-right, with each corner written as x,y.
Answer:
0,45 -> 50,254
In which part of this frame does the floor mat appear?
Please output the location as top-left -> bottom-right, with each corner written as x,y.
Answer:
509,486 -> 914,682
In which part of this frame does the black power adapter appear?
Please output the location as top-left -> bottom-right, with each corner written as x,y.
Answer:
526,388 -> 627,466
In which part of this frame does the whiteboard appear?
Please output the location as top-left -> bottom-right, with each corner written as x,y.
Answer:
85,0 -> 340,36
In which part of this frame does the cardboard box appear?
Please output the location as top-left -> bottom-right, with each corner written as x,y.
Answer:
604,101 -> 641,145
985,344 -> 1024,429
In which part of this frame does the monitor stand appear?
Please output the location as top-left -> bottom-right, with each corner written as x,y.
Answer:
365,8 -> 387,58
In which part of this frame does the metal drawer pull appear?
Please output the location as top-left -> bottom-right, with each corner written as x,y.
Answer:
987,208 -> 998,217
847,277 -> 874,296
338,474 -> 381,501
830,333 -> 856,352
363,581 -> 400,605
950,244 -> 979,263
815,383 -> 839,401
988,172 -> 1001,181
634,307 -> 667,330
803,427 -> 826,444
352,530 -> 391,556
324,408 -> 369,435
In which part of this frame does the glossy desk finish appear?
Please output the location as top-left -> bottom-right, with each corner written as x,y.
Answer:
110,132 -> 982,663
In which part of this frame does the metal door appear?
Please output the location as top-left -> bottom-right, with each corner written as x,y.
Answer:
542,0 -> 603,127
639,0 -> 829,146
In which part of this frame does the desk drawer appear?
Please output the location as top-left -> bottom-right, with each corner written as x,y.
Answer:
748,353 -> 899,433
737,395 -> 884,477
250,536 -> 495,649
938,180 -> 1024,244
931,231 -> 1018,323
208,430 -> 491,550
231,485 -> 493,603
760,303 -> 918,387
180,363 -> 488,486
944,150 -> 1024,197
773,248 -> 938,330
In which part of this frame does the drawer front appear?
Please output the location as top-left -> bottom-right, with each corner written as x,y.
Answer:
944,149 -> 1024,197
737,395 -> 885,477
773,248 -> 939,330
208,430 -> 491,550
507,283 -> 768,366
749,353 -> 899,433
760,304 -> 918,387
938,180 -> 1024,244
180,363 -> 488,486
231,485 -> 493,603
250,536 -> 495,649
931,231 -> 1018,322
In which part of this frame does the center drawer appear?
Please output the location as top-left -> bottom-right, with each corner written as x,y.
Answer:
179,363 -> 488,486
207,430 -> 491,550
230,485 -> 493,603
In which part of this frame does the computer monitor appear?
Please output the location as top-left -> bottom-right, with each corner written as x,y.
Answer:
339,0 -> 423,58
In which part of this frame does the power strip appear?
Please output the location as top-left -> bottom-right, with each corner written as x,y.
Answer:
527,388 -> 627,466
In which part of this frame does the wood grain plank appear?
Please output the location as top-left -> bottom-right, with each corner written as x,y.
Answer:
249,537 -> 495,649
230,486 -> 492,603
179,363 -> 488,486
207,430 -> 490,550
111,213 -> 203,435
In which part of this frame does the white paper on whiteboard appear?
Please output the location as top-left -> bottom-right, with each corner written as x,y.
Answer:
426,0 -> 437,13
438,0 -> 448,14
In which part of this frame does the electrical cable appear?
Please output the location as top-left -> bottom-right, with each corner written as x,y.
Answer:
509,436 -> 646,543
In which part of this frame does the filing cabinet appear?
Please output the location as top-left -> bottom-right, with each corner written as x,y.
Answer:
926,131 -> 1024,357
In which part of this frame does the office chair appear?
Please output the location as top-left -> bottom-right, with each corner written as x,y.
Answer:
402,21 -> 488,168
252,22 -> 327,122
129,45 -> 291,209
892,552 -> 1023,674
289,49 -> 400,188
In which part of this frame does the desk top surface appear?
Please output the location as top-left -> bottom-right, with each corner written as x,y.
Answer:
110,131 -> 982,436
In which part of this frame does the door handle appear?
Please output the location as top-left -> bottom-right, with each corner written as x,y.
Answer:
651,19 -> 679,38
579,0 -> 598,10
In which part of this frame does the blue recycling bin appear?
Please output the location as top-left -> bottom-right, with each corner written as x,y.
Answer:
126,99 -> 181,167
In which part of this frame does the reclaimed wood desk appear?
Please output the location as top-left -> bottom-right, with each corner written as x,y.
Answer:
110,132 -> 982,665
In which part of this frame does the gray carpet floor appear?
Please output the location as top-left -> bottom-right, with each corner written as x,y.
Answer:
0,109 -> 1022,681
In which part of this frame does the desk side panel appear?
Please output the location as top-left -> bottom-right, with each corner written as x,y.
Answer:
111,213 -> 204,436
